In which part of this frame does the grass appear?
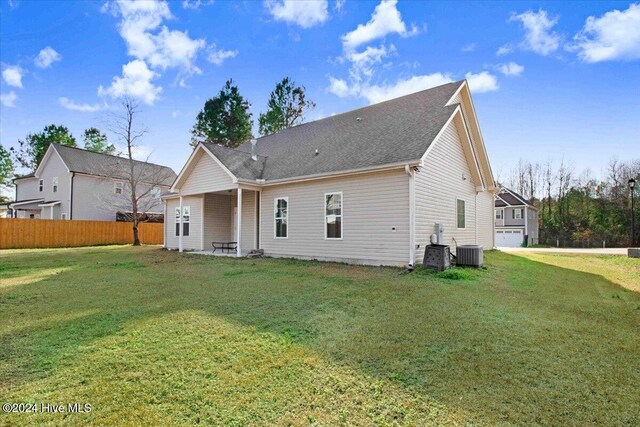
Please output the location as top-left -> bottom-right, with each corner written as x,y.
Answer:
1,246 -> 639,426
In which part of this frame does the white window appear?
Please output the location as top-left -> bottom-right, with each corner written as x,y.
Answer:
325,192 -> 342,239
61,213 -> 67,220
150,186 -> 161,198
114,181 -> 123,195
495,209 -> 503,220
39,179 -> 44,192
182,206 -> 190,237
52,177 -> 58,193
274,197 -> 288,238
513,208 -> 523,219
457,199 -> 466,229
175,207 -> 181,236
175,206 -> 191,236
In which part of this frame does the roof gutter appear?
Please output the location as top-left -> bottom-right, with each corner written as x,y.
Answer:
244,160 -> 421,187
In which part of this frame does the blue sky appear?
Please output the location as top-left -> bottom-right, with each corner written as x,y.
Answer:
1,0 -> 639,182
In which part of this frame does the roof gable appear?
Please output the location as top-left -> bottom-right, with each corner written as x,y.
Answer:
171,144 -> 238,192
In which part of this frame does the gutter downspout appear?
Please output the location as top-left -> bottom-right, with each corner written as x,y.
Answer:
405,165 -> 415,268
69,172 -> 75,220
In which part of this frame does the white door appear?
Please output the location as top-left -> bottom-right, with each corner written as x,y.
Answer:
495,230 -> 524,247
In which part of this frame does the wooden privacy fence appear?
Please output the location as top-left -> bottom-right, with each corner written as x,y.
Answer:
0,218 -> 164,249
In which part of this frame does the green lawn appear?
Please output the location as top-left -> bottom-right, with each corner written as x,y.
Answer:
1,247 -> 639,426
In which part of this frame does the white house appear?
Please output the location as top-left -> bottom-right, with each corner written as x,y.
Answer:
163,80 -> 498,267
494,188 -> 539,247
11,144 -> 176,221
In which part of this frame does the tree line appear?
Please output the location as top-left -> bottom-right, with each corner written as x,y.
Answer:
500,158 -> 640,247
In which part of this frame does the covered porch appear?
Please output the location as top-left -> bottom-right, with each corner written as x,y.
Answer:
165,186 -> 260,256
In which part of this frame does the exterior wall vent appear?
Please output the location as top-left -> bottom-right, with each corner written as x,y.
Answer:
456,245 -> 483,267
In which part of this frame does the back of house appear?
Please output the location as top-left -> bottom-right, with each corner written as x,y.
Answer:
164,80 -> 497,267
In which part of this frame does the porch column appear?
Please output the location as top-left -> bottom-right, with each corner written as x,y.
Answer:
237,188 -> 242,257
179,195 -> 183,253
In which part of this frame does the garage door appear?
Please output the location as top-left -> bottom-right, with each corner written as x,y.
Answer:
495,229 -> 523,247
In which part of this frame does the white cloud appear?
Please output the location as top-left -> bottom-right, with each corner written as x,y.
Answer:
359,73 -> 454,104
342,0 -> 417,51
510,9 -> 561,55
335,0 -> 345,12
346,44 -> 394,81
0,91 -> 17,108
98,60 -> 162,105
496,45 -> 513,56
34,47 -> 62,68
327,76 -> 351,98
100,0 -> 221,103
182,0 -> 213,10
59,97 -> 104,112
498,61 -> 524,76
207,45 -> 238,65
465,71 -> 499,93
461,43 -> 476,52
265,0 -> 329,29
571,3 -> 640,63
2,65 -> 24,88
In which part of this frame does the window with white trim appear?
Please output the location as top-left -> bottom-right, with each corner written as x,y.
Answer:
150,186 -> 161,198
325,192 -> 342,239
52,177 -> 58,193
182,206 -> 190,236
39,179 -> 44,192
513,208 -> 523,219
274,197 -> 288,238
114,181 -> 123,195
457,199 -> 466,229
61,213 -> 67,220
175,207 -> 180,236
495,209 -> 503,220
175,206 -> 191,237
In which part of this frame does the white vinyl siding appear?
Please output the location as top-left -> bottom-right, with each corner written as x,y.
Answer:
164,196 -> 202,250
414,118 -> 484,263
476,191 -> 495,249
260,169 -> 409,266
203,193 -> 233,246
180,150 -> 234,195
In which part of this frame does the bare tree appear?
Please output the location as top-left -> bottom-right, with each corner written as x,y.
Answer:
104,98 -> 173,245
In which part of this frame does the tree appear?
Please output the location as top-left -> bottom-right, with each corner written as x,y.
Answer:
258,77 -> 316,136
0,144 -> 13,202
191,79 -> 253,148
83,127 -> 115,155
11,124 -> 77,171
106,98 -> 173,246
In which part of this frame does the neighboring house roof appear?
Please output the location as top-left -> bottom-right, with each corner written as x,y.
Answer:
13,146 -> 176,189
220,81 -> 463,181
13,173 -> 35,181
495,188 -> 536,208
42,144 -> 177,186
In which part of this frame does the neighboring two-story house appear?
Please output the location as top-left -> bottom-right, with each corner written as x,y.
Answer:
10,143 -> 176,221
494,188 -> 538,247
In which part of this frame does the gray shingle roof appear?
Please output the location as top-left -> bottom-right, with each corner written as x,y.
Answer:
202,143 -> 267,181
223,80 -> 463,181
496,188 -> 534,207
52,144 -> 177,186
